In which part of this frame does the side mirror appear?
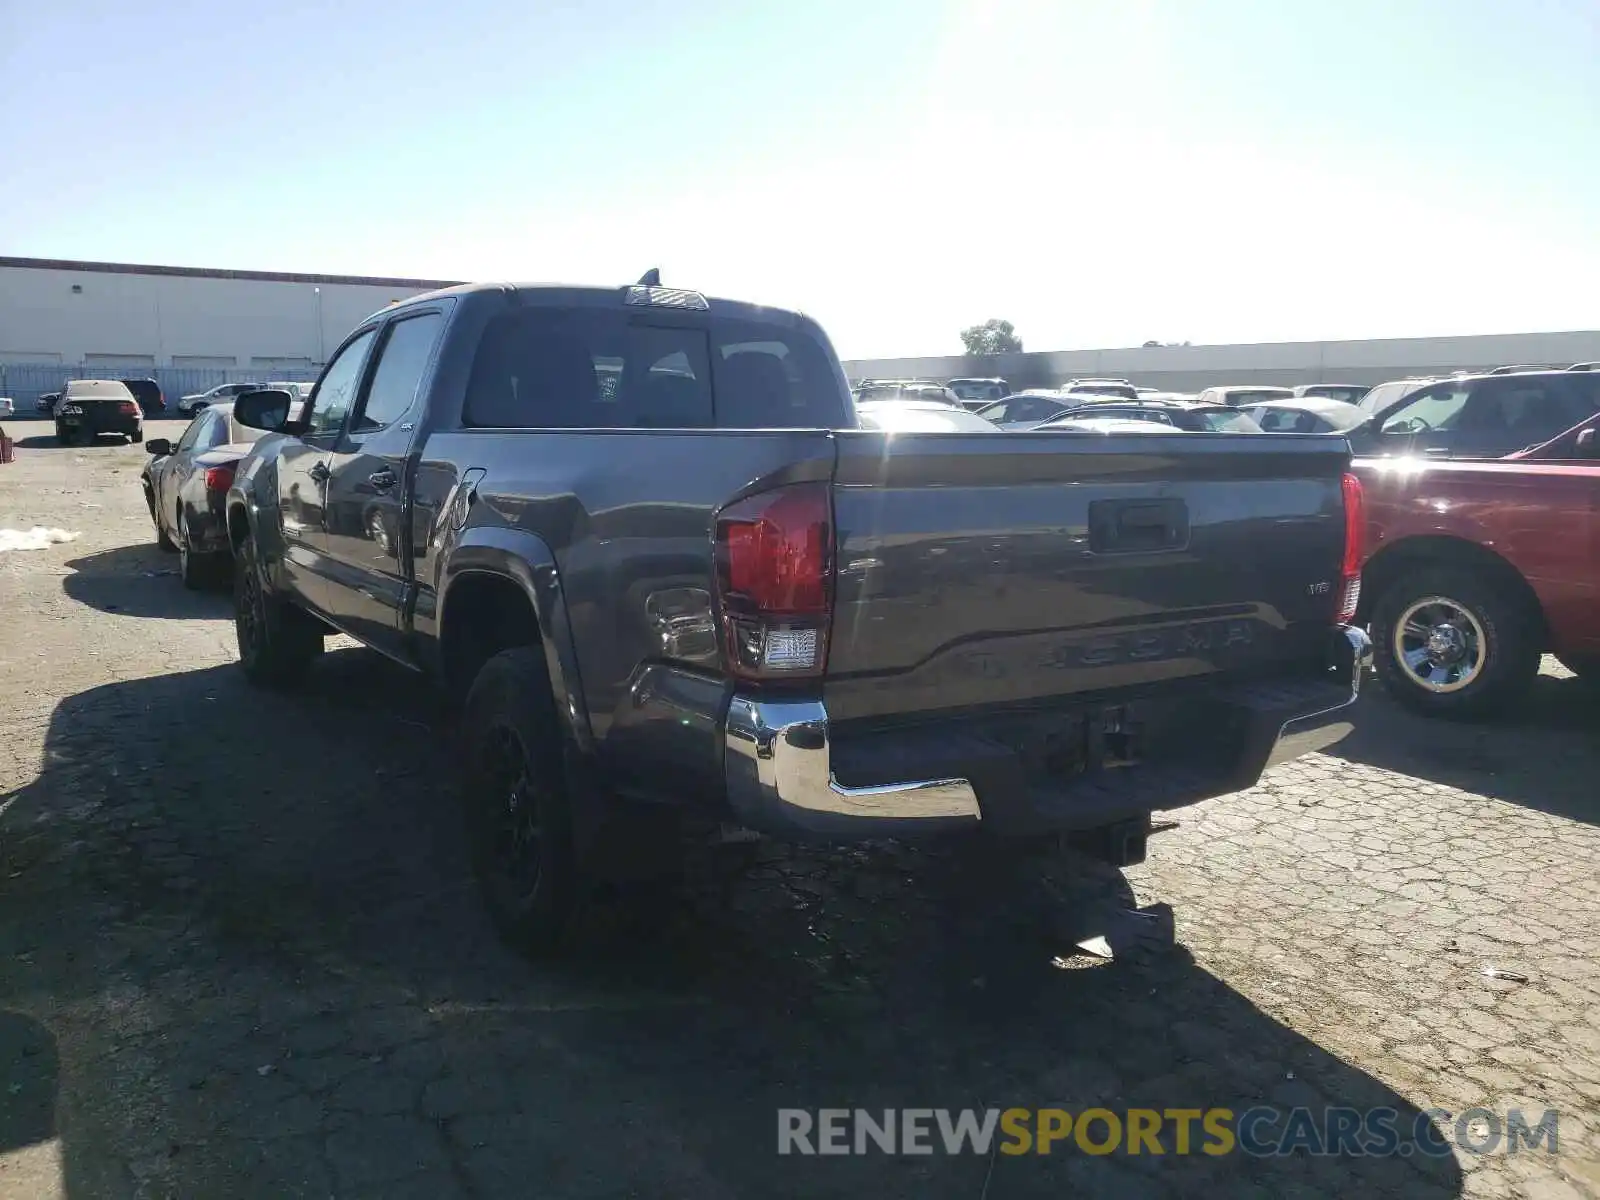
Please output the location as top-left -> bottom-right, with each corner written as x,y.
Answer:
232,388 -> 294,432
1577,428 -> 1598,456
145,438 -> 174,456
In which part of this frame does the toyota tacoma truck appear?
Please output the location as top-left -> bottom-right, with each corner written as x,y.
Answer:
1355,412 -> 1600,718
224,278 -> 1371,955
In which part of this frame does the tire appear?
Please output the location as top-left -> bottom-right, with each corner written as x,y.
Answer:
146,487 -> 177,552
460,646 -> 581,958
130,431 -> 143,445
1371,567 -> 1540,719
178,512 -> 221,590
233,530 -> 323,686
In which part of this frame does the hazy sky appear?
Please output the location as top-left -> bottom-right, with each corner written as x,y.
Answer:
2,0 -> 1596,358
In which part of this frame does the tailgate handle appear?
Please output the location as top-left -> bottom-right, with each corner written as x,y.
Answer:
1088,499 -> 1189,554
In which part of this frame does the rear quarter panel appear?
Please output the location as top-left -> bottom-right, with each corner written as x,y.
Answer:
418,427 -> 839,792
1355,457 -> 1600,652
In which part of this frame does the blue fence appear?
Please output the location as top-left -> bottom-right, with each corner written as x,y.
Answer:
0,363 -> 323,414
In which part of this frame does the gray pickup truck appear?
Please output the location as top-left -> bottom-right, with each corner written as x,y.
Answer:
225,279 -> 1371,955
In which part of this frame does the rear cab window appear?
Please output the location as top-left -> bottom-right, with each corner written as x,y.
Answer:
464,304 -> 848,429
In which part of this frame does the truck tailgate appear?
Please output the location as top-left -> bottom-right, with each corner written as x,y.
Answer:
825,431 -> 1351,723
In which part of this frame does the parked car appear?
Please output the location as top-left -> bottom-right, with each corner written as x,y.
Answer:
1293,383 -> 1370,406
176,381 -> 267,416
1355,421 -> 1600,716
141,399 -> 272,588
1356,377 -> 1438,420
1245,398 -> 1369,435
1567,362 -> 1600,373
36,392 -> 61,415
1194,385 -> 1296,408
855,399 -> 1001,432
974,390 -> 1074,430
1349,370 -> 1600,461
271,381 -> 315,422
856,381 -> 962,407
121,378 -> 166,415
53,379 -> 144,445
945,377 -> 1010,409
1040,400 -> 1263,433
1039,416 -> 1184,434
0,398 -> 13,419
1063,378 -> 1140,400
222,278 -> 1369,956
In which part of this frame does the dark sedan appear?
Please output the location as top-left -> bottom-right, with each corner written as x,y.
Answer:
1039,400 -> 1263,433
141,401 -> 268,588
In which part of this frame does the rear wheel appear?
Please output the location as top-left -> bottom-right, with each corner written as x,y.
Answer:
130,431 -> 143,445
234,531 -> 323,686
1371,567 -> 1540,719
460,646 -> 581,958
145,485 -> 177,551
179,511 -> 223,590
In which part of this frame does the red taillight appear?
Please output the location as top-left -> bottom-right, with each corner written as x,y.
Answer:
1336,471 -> 1365,624
203,464 -> 237,493
118,400 -> 139,415
714,482 -> 833,680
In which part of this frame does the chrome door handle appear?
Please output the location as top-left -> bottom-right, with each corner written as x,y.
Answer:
368,468 -> 397,490
308,462 -> 330,483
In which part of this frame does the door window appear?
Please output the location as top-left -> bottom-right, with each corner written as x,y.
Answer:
1379,383 -> 1471,437
307,329 -> 377,438
354,313 -> 444,432
1453,377 -> 1592,456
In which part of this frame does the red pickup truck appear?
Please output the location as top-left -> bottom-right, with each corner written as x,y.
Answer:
1354,419 -> 1600,716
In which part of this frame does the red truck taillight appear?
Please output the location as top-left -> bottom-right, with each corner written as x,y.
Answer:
1336,471 -> 1365,624
203,464 -> 237,493
714,482 -> 833,681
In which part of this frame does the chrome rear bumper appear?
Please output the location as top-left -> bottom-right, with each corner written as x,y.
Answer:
722,625 -> 1372,839
723,697 -> 981,838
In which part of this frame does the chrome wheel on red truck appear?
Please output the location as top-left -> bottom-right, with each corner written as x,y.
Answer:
1371,568 -> 1539,719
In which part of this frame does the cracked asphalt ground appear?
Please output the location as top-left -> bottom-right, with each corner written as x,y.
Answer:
1,420 -> 1597,1199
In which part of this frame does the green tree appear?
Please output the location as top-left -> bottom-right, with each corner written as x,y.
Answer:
960,319 -> 1023,355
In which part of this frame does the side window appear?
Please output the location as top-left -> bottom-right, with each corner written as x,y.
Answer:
354,313 -> 444,432
1454,378 -> 1588,452
176,412 -> 208,452
307,329 -> 377,438
1380,384 -> 1470,435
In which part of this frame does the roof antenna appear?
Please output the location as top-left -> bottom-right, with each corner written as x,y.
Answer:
637,268 -> 661,286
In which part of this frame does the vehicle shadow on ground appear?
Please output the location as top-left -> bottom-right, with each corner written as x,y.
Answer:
0,1011 -> 59,1158
59,543 -> 232,619
11,435 -> 64,450
0,649 -> 1464,1198
1329,667 -> 1600,826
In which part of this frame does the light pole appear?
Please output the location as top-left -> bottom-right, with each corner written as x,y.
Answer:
314,287 -> 325,364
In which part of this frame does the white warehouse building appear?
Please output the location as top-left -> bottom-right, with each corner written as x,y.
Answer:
0,255 -> 457,377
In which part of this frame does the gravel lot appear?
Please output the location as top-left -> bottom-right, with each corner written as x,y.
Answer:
2,421 -> 1597,1199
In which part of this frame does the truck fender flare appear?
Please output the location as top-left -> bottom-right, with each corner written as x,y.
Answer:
440,529 -> 594,752
224,491 -> 286,591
